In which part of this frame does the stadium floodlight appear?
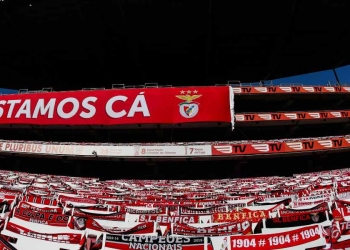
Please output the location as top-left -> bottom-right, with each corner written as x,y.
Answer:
18,89 -> 29,94
41,87 -> 53,92
227,80 -> 241,86
145,82 -> 158,88
111,84 -> 125,89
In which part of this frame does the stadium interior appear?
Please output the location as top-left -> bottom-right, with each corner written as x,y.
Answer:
1,0 -> 350,249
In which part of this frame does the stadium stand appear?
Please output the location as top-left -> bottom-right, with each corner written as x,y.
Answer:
0,168 -> 346,249
0,84 -> 348,249
2,1 -> 350,249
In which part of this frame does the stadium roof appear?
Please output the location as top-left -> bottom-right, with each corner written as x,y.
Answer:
1,0 -> 350,90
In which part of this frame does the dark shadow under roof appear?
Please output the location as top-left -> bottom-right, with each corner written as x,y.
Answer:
1,0 -> 350,90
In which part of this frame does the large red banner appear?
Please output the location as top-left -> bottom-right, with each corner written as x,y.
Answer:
0,87 -> 233,126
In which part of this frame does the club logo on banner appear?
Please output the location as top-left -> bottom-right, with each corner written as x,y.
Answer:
176,90 -> 201,119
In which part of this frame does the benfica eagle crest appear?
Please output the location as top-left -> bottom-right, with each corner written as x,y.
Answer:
176,90 -> 202,118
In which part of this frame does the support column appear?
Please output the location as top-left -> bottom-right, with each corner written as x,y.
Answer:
307,159 -> 314,173
75,163 -> 82,177
332,68 -> 340,84
153,165 -> 159,176
234,162 -> 242,178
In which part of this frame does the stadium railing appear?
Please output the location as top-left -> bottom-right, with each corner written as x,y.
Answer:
1,135 -> 348,146
8,81 -> 350,95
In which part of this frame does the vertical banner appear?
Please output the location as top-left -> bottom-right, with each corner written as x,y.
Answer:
229,86 -> 235,130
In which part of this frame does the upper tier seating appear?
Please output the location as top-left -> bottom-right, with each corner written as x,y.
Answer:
0,168 -> 346,249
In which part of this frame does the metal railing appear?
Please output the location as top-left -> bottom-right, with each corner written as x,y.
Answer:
18,87 -> 54,94
1,134 -> 348,146
82,87 -> 105,91
10,81 -> 350,94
